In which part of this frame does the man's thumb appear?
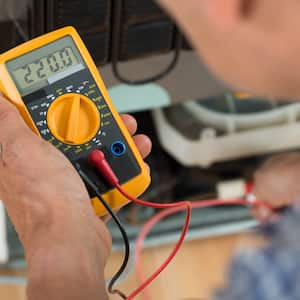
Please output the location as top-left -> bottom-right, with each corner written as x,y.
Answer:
0,94 -> 30,140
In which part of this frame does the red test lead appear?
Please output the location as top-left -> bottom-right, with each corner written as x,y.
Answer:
88,150 -> 275,300
88,150 -> 192,299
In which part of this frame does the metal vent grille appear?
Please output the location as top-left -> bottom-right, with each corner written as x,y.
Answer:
119,0 -> 175,60
28,0 -> 187,66
45,0 -> 111,65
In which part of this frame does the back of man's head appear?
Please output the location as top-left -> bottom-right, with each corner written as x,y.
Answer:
158,0 -> 300,99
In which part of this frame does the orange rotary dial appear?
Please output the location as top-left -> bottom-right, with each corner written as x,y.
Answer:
47,93 -> 100,145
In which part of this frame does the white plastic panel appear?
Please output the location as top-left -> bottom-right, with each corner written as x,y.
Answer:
153,107 -> 300,167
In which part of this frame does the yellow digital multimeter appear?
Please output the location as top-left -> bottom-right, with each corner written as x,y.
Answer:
0,27 -> 151,216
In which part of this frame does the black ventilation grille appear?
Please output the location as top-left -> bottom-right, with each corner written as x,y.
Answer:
120,21 -> 174,60
123,0 -> 167,23
45,0 -> 111,65
119,0 -> 175,61
53,0 -> 111,30
29,0 -> 182,65
0,0 -> 195,73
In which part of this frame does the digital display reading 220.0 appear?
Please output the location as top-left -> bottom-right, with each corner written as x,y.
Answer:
6,36 -> 84,96
13,47 -> 78,89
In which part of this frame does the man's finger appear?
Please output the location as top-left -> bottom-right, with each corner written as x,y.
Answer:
133,134 -> 152,159
121,114 -> 137,136
251,206 -> 273,223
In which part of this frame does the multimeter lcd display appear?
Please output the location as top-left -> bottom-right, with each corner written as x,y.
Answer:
6,36 -> 85,96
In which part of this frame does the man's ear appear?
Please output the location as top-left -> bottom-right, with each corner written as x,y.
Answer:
201,0 -> 254,31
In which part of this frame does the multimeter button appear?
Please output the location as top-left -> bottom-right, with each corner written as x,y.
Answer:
47,93 -> 100,145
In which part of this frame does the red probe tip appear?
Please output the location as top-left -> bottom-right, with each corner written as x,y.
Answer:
88,150 -> 119,186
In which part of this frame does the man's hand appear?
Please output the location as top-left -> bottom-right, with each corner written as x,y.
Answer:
253,153 -> 300,222
0,95 -> 151,300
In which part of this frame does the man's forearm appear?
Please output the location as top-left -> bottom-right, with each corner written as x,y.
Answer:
22,200 -> 110,300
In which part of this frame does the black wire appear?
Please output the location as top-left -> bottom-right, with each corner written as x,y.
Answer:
111,0 -> 183,85
77,167 -> 129,300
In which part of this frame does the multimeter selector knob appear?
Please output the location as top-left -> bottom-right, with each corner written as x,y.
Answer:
47,93 -> 100,145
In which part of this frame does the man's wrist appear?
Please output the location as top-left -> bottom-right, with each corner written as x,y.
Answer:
5,193 -> 97,251
5,194 -> 77,246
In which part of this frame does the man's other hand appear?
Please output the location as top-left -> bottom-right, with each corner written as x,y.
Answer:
253,153 -> 300,222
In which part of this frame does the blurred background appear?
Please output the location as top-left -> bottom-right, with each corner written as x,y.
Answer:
0,0 -> 299,299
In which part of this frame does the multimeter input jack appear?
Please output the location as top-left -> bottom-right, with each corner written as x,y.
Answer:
111,141 -> 126,157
